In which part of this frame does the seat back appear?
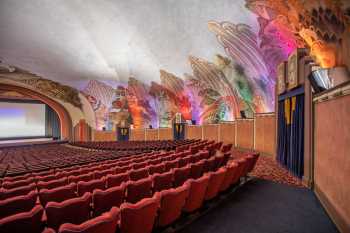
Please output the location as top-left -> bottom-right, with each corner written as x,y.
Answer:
2,177 -> 35,189
219,162 -> 238,192
205,167 -> 227,200
0,205 -> 44,233
152,170 -> 173,192
0,190 -> 37,219
120,195 -> 160,233
148,163 -> 165,175
39,183 -> 77,207
158,183 -> 190,227
126,177 -> 152,204
77,178 -> 106,196
106,172 -> 129,188
68,173 -> 94,184
46,192 -> 92,232
37,177 -> 68,190
189,160 -> 205,179
178,156 -> 191,167
0,183 -> 36,200
164,160 -> 178,172
173,166 -> 191,187
59,207 -> 120,233
92,184 -> 125,217
129,168 -> 149,181
93,169 -> 114,179
183,175 -> 210,212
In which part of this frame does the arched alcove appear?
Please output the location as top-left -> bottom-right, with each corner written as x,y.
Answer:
0,83 -> 73,140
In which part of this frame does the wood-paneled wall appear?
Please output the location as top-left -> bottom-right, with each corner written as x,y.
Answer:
159,128 -> 172,140
145,129 -> 158,141
236,119 -> 254,150
219,122 -> 235,145
130,129 -> 145,141
92,113 -> 276,156
255,114 -> 276,156
186,125 -> 202,140
93,130 -> 116,141
202,124 -> 219,142
314,92 -> 350,233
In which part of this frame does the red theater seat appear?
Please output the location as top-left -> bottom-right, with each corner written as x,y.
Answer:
58,207 -> 120,233
0,205 -> 44,233
92,184 -> 125,217
37,177 -> 68,190
39,183 -> 77,207
157,183 -> 190,227
183,175 -> 210,213
173,166 -> 191,187
178,156 -> 191,167
164,160 -> 179,171
219,162 -> 239,192
152,170 -> 173,192
77,178 -> 106,196
115,165 -> 132,174
93,169 -> 114,179
2,177 -> 35,190
148,163 -> 165,175
120,195 -> 160,233
129,168 -> 149,181
0,183 -> 36,200
133,161 -> 149,169
46,192 -> 92,232
205,167 -> 227,200
0,190 -> 37,219
126,177 -> 152,204
68,173 -> 94,184
189,160 -> 205,179
106,172 -> 129,188
213,155 -> 225,171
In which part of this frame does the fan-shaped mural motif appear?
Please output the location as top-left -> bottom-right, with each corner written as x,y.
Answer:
1,0 -> 348,129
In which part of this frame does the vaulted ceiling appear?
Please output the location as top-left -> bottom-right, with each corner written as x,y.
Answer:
0,0 -> 258,89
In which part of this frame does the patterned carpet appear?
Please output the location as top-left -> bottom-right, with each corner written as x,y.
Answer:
233,151 -> 305,188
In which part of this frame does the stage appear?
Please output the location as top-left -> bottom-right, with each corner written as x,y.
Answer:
0,138 -> 68,149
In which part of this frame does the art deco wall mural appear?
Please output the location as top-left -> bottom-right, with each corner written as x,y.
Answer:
0,0 -> 349,130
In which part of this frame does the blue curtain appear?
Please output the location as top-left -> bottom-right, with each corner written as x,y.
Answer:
276,94 -> 304,178
173,123 -> 185,140
45,105 -> 61,140
117,127 -> 129,141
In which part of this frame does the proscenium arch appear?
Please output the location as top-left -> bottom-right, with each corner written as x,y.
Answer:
0,83 -> 73,140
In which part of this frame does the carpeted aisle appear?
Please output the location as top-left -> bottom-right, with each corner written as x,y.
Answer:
178,179 -> 339,233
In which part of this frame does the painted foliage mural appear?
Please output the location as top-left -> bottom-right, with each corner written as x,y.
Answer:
2,0 -> 347,130
80,0 -> 350,130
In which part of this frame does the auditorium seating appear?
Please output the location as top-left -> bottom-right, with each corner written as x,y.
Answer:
183,175 -> 210,213
152,170 -> 174,192
0,190 -> 37,219
126,177 -> 153,203
46,192 -> 92,231
157,182 -> 190,227
92,184 -> 126,217
120,195 -> 160,233
57,207 -> 120,233
0,139 -> 260,233
205,167 -> 227,200
0,205 -> 44,233
173,166 -> 191,187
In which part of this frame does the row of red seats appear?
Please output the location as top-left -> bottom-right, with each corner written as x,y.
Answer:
0,139 -> 215,186
0,141 -> 220,205
0,153 -> 259,233
0,140 -> 200,177
0,148 -> 226,217
71,139 -> 198,151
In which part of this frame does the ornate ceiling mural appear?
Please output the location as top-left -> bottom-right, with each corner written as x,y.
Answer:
0,0 -> 349,129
